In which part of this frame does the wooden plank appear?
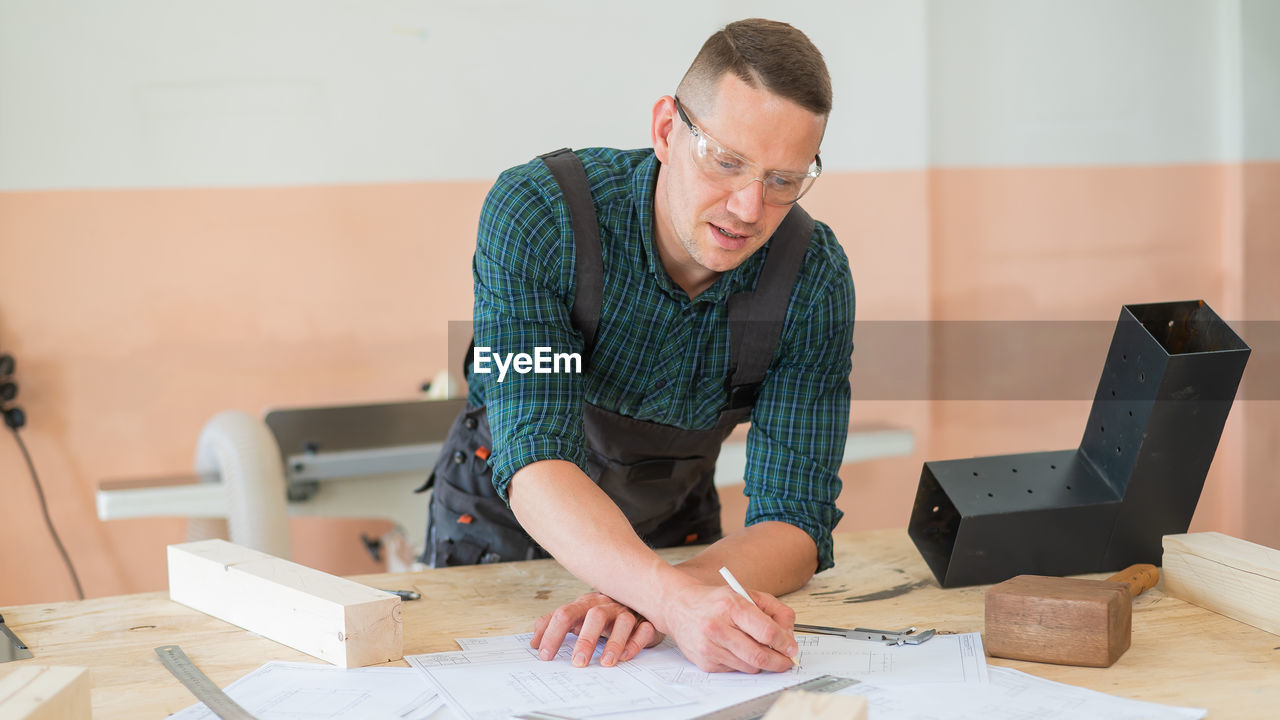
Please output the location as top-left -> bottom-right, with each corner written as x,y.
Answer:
1162,531 -> 1280,637
762,690 -> 868,720
0,666 -> 90,720
167,538 -> 402,667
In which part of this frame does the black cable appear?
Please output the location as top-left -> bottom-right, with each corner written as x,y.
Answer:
8,425 -> 85,600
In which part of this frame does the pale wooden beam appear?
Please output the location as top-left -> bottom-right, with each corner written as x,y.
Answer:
167,538 -> 402,667
1162,532 -> 1280,637
763,690 -> 868,720
0,666 -> 90,720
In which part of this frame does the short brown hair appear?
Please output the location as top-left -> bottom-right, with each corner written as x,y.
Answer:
678,18 -> 832,116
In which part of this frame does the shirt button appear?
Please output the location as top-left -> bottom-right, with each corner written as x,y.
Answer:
452,450 -> 467,464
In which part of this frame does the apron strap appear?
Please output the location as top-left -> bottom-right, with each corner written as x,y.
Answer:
725,204 -> 816,409
463,149 -> 601,377
539,148 -> 603,358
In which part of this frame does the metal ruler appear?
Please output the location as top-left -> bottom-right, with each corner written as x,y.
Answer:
687,675 -> 860,720
155,645 -> 258,720
517,674 -> 859,720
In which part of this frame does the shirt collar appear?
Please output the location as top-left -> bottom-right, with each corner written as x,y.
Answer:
631,152 -> 766,306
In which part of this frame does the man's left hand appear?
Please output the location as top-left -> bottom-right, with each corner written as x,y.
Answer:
531,592 -> 663,667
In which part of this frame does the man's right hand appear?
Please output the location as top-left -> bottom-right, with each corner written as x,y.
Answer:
660,582 -> 799,673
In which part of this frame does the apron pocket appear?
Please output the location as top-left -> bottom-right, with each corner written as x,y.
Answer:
425,405 -> 543,565
590,452 -> 707,532
429,489 -> 538,565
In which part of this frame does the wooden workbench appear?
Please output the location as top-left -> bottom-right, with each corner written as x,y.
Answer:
2,530 -> 1277,718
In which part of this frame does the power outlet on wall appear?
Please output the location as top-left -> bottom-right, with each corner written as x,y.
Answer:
0,352 -> 25,429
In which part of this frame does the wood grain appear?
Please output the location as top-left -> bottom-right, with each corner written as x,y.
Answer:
0,530 -> 1277,718
984,563 -> 1161,668
762,689 -> 868,720
1162,532 -> 1280,637
1105,564 -> 1160,598
0,666 -> 90,720
984,575 -> 1129,667
167,539 -> 402,668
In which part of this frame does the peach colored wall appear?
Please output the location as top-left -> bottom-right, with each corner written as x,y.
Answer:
803,172 -> 935,534
1242,164 -> 1280,548
2,163 -> 1274,607
927,164 -> 1255,541
1,182 -> 485,604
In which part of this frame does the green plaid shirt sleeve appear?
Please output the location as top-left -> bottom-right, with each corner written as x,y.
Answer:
744,224 -> 854,573
472,163 -> 589,500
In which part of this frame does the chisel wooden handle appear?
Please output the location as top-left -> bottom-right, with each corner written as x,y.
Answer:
1106,563 -> 1159,598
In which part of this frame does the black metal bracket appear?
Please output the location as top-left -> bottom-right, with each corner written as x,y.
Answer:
908,300 -> 1250,587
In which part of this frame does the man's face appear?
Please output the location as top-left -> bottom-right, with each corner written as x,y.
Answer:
652,73 -> 826,292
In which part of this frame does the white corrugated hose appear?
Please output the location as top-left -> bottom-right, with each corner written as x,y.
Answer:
190,410 -> 292,559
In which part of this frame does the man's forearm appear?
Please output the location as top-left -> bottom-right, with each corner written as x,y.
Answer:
508,459 -> 698,634
508,460 -> 819,621
676,521 -> 818,596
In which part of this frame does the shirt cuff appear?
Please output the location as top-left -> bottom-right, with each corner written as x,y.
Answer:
489,435 -> 589,505
745,500 -> 843,573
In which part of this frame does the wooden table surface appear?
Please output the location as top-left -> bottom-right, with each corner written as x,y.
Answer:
2,529 -> 1277,718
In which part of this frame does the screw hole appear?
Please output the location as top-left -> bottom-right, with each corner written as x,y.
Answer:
973,471 -> 980,477
1066,485 -> 1072,490
987,492 -> 994,497
1100,425 -> 1105,433
1011,468 -> 1018,473
1138,371 -> 1145,382
1122,354 -> 1128,361
1026,488 -> 1034,494
1128,410 -> 1134,417
1116,445 -> 1122,454
1111,389 -> 1116,397
1050,464 -> 1057,470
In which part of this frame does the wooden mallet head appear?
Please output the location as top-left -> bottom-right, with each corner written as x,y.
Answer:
984,564 -> 1159,667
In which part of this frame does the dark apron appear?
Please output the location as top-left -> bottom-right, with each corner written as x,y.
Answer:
420,149 -> 814,567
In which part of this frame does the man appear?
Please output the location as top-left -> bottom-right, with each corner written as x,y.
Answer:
423,18 -> 853,674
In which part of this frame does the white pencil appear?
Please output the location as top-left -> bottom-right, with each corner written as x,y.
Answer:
718,566 -> 800,666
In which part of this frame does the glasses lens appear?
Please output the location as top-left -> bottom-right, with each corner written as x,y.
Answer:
682,108 -> 819,205
691,134 -> 748,179
761,173 -> 817,205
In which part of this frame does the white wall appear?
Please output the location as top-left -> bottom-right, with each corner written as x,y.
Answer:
928,0 -> 1240,167
1242,0 -> 1280,159
2,1 -> 1273,191
0,0 -> 928,190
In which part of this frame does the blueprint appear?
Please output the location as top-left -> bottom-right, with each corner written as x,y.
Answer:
843,666 -> 1206,720
625,631 -> 988,688
406,639 -> 696,720
409,630 -> 987,720
168,661 -> 443,720
168,634 -> 1206,720
419,632 -> 1201,720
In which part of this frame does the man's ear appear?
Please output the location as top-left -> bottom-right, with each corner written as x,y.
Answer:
651,96 -> 677,164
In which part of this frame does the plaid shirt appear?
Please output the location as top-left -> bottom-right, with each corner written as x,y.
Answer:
469,147 -> 855,571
